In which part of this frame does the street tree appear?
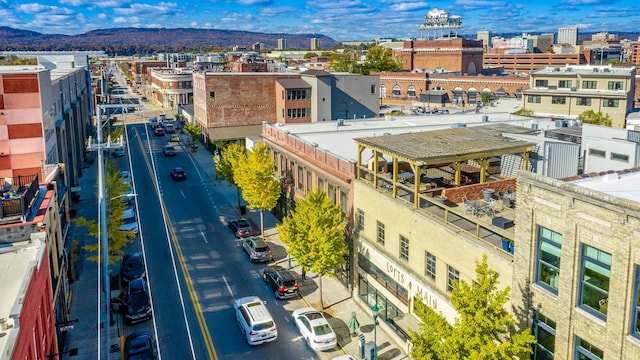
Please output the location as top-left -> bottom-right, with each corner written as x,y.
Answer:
232,142 -> 280,235
579,109 -> 612,127
328,51 -> 358,73
183,122 -> 202,145
362,45 -> 402,74
215,142 -> 247,210
411,254 -> 536,360
276,190 -> 347,309
75,159 -> 134,265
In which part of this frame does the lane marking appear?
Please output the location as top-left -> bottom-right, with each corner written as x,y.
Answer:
180,190 -> 186,199
223,276 -> 234,300
200,230 -> 208,244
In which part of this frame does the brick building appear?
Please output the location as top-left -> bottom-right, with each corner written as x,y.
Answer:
482,53 -> 587,74
148,68 -> 193,110
401,38 -> 484,75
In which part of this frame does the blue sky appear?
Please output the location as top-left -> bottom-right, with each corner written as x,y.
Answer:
1,0 -> 639,41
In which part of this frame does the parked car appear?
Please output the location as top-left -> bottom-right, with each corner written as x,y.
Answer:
149,117 -> 158,128
233,296 -> 278,345
163,145 -> 176,156
242,237 -> 273,263
121,253 -> 145,284
123,331 -> 156,360
170,167 -> 187,181
112,147 -> 126,157
120,170 -> 131,186
112,278 -> 152,323
262,266 -> 299,299
228,218 -> 257,238
119,208 -> 139,236
292,307 -> 337,351
154,127 -> 164,136
169,134 -> 180,142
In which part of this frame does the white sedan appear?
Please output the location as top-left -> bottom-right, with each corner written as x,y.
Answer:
292,307 -> 337,351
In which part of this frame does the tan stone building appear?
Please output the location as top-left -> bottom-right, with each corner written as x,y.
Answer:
482,53 -> 587,74
514,170 -> 640,360
148,68 -> 193,110
521,64 -> 636,128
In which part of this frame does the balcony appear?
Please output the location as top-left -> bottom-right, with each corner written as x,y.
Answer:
0,174 -> 40,224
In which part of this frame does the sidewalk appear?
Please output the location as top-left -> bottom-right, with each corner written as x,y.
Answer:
183,133 -> 411,360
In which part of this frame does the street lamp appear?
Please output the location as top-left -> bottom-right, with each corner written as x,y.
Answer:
371,304 -> 379,360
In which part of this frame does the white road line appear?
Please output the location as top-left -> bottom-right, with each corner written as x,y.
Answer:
200,230 -> 208,244
180,190 -> 186,199
223,275 -> 234,299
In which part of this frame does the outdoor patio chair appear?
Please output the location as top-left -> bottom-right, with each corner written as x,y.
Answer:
482,199 -> 497,218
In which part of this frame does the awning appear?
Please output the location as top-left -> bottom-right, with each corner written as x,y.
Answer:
207,125 -> 263,141
391,313 -> 421,339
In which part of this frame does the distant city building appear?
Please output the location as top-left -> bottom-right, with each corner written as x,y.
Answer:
311,38 -> 320,50
278,38 -> 287,50
552,43 -> 577,54
482,52 -> 585,73
476,30 -> 491,48
631,43 -> 640,65
251,42 -> 264,53
524,33 -> 555,53
558,26 -> 579,46
491,35 -> 534,53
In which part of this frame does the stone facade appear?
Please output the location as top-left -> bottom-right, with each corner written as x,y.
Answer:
513,171 -> 640,359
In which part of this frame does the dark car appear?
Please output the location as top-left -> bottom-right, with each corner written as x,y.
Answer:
228,218 -> 257,238
242,237 -> 273,263
154,127 -> 164,136
262,266 -> 300,299
112,278 -> 152,323
163,144 -> 176,156
121,253 -> 145,284
170,167 -> 186,181
123,331 -> 156,360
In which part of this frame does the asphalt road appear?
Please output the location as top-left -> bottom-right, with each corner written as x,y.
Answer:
108,64 -> 347,359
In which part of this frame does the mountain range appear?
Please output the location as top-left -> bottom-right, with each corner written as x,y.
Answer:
0,27 -> 338,55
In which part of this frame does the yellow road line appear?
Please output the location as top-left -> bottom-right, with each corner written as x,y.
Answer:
133,127 -> 218,360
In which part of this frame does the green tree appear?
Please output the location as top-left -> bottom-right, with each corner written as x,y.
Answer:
362,45 -> 402,74
304,52 -> 319,58
579,109 -> 612,127
513,108 -> 534,117
328,51 -> 358,73
411,255 -> 536,360
215,142 -> 247,209
75,160 -> 133,265
481,92 -> 491,104
183,122 -> 202,145
233,142 -> 281,236
276,190 -> 347,309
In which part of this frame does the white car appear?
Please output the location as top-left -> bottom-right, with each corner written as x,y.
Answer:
332,356 -> 358,360
292,307 -> 337,351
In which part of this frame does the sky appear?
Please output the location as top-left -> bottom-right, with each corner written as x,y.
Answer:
1,0 -> 639,42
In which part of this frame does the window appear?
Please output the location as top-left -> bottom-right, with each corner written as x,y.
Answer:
603,99 -> 619,108
632,266 -> 640,338
318,178 -> 324,192
355,208 -> 364,232
579,245 -> 611,318
558,80 -> 572,88
576,97 -> 591,106
209,91 -> 215,98
371,85 -> 376,94
589,148 -> 606,158
178,81 -> 183,89
582,80 -> 597,89
611,152 -> 629,162
328,184 -> 337,204
287,108 -> 309,118
287,89 -> 308,100
376,221 -> 385,245
535,79 -> 549,87
297,166 -> 304,190
535,226 -> 562,293
607,81 -> 623,90
407,86 -> 416,97
392,85 -> 401,96
340,190 -> 348,214
306,171 -> 312,191
447,265 -> 459,292
425,252 -> 436,280
528,95 -> 541,103
399,235 -> 409,261
551,96 -> 566,105
533,312 -> 556,360
575,336 -> 604,360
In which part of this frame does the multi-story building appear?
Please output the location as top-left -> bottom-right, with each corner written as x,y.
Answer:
476,31 -> 491,49
525,33 -> 555,53
514,169 -> 640,359
482,53 -> 586,74
311,38 -> 320,51
229,59 -> 268,73
148,68 -> 193,110
401,38 -> 484,75
558,26 -> 579,46
522,64 -> 636,128
278,38 -> 287,50
192,70 -> 379,142
631,43 -> 640,65
0,232 -> 56,360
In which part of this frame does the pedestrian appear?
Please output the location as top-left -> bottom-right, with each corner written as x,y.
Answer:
301,267 -> 306,281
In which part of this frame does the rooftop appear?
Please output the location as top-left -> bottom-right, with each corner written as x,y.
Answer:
569,170 -> 640,203
531,64 -> 635,76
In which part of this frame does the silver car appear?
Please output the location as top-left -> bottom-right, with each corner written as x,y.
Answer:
242,237 -> 273,263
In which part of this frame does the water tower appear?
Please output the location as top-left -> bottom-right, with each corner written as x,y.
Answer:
418,8 -> 462,40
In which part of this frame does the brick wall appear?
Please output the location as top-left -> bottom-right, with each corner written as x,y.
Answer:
443,178 -> 517,203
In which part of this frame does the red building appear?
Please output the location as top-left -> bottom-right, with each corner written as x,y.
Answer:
1,232 -> 57,360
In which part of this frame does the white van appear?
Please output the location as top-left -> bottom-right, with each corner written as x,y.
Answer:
233,296 -> 277,345
119,208 -> 138,235
164,123 -> 175,133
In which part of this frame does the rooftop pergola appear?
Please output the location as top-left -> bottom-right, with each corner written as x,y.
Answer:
355,124 -> 538,207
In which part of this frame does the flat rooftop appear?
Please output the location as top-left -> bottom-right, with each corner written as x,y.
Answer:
267,108 -> 560,163
569,171 -> 640,203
